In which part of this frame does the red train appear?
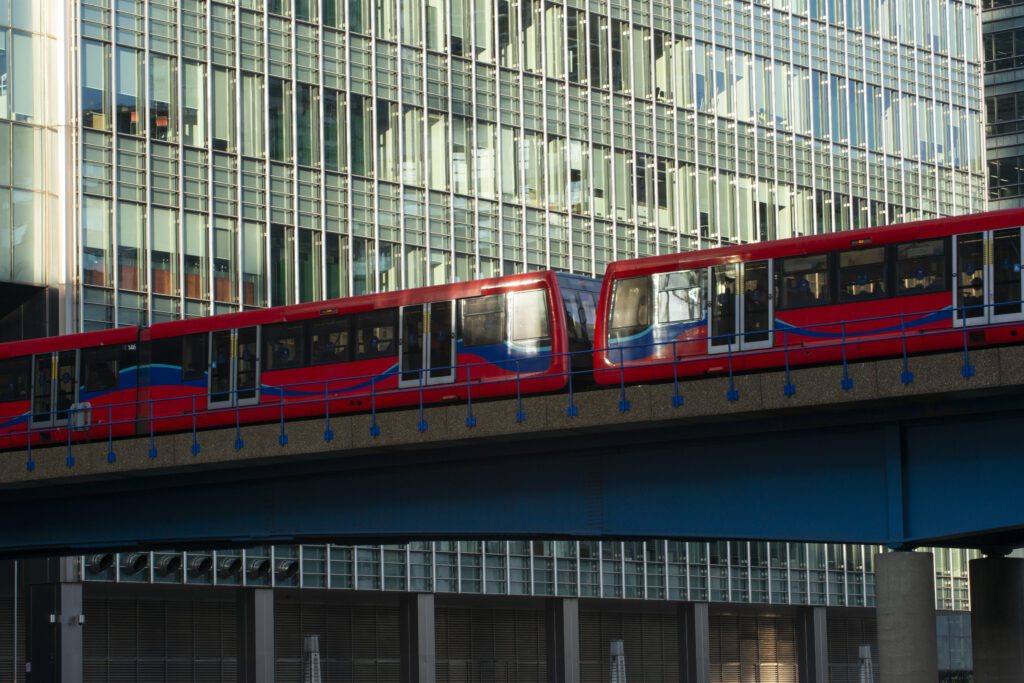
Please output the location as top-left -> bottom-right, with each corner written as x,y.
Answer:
0,272 -> 600,449
594,208 -> 1024,384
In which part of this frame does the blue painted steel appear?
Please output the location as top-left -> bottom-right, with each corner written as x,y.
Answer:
369,378 -> 380,438
900,319 -> 914,385
961,321 -> 975,379
106,406 -> 116,464
840,323 -> 854,392
190,397 -> 200,456
725,339 -> 739,403
783,331 -> 796,397
617,349 -> 631,413
515,361 -> 527,423
148,399 -> 158,459
466,366 -> 477,428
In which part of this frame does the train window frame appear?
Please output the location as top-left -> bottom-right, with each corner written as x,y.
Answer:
309,315 -> 354,366
895,238 -> 950,297
510,289 -> 551,343
837,246 -> 889,303
81,345 -> 120,393
460,294 -> 507,348
181,333 -> 208,382
656,269 -> 706,324
609,276 -> 653,340
0,356 -> 30,402
355,308 -> 398,360
262,322 -> 308,372
777,254 -> 832,310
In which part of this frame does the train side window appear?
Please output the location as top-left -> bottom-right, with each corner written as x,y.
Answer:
461,294 -> 507,347
355,308 -> 397,359
657,270 -> 705,323
182,333 -> 208,381
838,247 -> 888,303
511,289 -> 551,342
609,276 -> 653,340
778,255 -> 831,309
896,239 -> 948,296
0,357 -> 30,401
310,316 -> 353,365
81,346 -> 119,393
152,336 -> 182,371
263,322 -> 307,371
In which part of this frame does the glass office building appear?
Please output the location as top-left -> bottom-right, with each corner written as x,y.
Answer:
0,0 -> 986,331
983,0 -> 1024,207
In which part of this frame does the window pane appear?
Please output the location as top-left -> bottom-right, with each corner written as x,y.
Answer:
242,220 -> 265,307
610,276 -> 652,338
82,40 -> 110,130
81,346 -> 119,394
118,202 -> 145,292
151,207 -> 178,297
150,55 -> 177,142
778,254 -> 830,308
116,47 -> 143,136
212,67 -> 235,152
355,309 -> 397,359
897,239 -> 948,295
461,294 -> 506,347
657,270 -> 705,323
241,73 -> 264,157
83,196 -> 112,287
0,356 -> 30,401
184,212 -> 208,300
183,61 -> 206,147
838,247 -> 887,302
213,217 -> 236,303
310,316 -> 352,365
511,289 -> 550,342
263,322 -> 306,371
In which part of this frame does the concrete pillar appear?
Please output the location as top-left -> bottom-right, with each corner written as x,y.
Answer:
400,593 -> 435,683
874,551 -> 938,683
970,556 -> 1024,682
678,602 -> 710,683
797,606 -> 829,683
545,598 -> 579,683
237,588 -> 274,683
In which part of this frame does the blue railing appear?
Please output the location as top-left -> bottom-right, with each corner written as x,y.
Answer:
3,300 -> 1018,472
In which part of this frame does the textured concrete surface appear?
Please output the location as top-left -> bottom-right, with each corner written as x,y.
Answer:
876,551 -> 939,683
1,346 -> 1020,488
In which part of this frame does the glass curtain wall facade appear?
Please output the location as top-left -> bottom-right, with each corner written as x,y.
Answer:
71,0 -> 987,329
983,0 -> 1024,207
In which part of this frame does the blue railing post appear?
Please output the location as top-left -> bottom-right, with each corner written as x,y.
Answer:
369,376 -> 380,438
323,381 -> 335,442
25,423 -> 34,472
465,364 -> 476,428
278,390 -> 289,446
234,396 -> 244,450
900,315 -> 914,385
566,350 -> 579,417
671,340 -> 684,408
417,369 -> 428,433
106,404 -> 116,464
840,322 -> 853,391
190,396 -> 200,455
617,347 -> 631,413
725,337 -> 739,402
148,398 -> 157,459
783,330 -> 796,397
961,307 -> 975,379
515,360 -> 526,423
65,407 -> 74,468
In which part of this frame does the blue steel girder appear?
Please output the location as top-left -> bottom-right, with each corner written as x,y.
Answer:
2,395 -> 1024,556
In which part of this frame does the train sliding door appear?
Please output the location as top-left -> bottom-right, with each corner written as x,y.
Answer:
954,229 -> 1024,326
399,301 -> 456,388
708,260 -> 773,354
208,327 -> 260,409
30,351 -> 78,428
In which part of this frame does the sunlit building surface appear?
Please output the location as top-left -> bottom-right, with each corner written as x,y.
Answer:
984,0 -> 1024,207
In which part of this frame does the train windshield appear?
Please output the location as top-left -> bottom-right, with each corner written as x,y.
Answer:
609,276 -> 652,341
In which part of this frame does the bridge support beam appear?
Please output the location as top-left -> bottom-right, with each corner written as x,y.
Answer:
400,593 -> 435,683
679,602 -> 710,683
237,588 -> 274,683
875,551 -> 937,683
546,598 -> 579,683
969,556 -> 1024,682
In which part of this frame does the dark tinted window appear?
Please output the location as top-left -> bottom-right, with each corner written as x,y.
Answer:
81,346 -> 119,393
355,309 -> 397,359
609,276 -> 653,339
461,294 -> 506,347
0,357 -> 30,401
152,336 -> 182,370
838,247 -> 888,303
778,255 -> 831,309
263,322 -> 306,371
182,334 -> 208,381
896,239 -> 948,295
310,316 -> 353,365
511,290 -> 551,342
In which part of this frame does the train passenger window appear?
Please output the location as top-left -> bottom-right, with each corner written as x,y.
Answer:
896,239 -> 948,296
0,357 -> 30,401
511,290 -> 551,342
609,276 -> 653,340
310,316 -> 353,365
182,333 -> 208,381
461,294 -> 507,347
657,270 -> 705,323
355,308 -> 397,359
263,322 -> 306,371
778,255 -> 830,309
838,247 -> 888,303
81,346 -> 119,393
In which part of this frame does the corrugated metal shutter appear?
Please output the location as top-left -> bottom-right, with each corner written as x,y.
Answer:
83,595 -> 236,683
274,599 -> 400,683
0,592 -> 23,683
827,611 -> 878,683
579,610 -> 679,683
709,611 -> 798,683
435,606 -> 546,682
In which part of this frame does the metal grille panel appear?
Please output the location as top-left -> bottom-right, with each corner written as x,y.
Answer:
827,611 -> 879,683
435,606 -> 546,683
709,611 -> 798,683
579,610 -> 679,683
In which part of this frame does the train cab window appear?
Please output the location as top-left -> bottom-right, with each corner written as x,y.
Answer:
355,308 -> 397,359
896,239 -> 948,296
461,294 -> 507,347
609,276 -> 653,340
511,290 -> 551,342
838,247 -> 888,303
182,333 -> 208,381
0,357 -> 30,401
263,322 -> 306,371
561,289 -> 598,346
656,270 -> 705,323
310,316 -> 353,365
778,255 -> 831,309
81,346 -> 119,393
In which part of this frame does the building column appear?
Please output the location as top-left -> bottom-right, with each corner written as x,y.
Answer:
24,558 -> 82,683
875,551 -> 938,683
679,602 -> 710,683
545,598 -> 579,683
797,606 -> 829,683
400,593 -> 435,683
969,556 -> 1024,682
237,588 -> 274,683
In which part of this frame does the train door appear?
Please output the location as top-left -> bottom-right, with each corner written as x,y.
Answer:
399,301 -> 456,388
208,326 -> 260,409
954,230 -> 1024,326
708,260 -> 773,354
30,350 -> 78,428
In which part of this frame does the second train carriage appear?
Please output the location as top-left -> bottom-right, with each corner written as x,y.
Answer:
594,208 -> 1024,384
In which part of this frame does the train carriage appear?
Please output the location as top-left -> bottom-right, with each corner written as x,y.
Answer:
594,208 -> 1024,385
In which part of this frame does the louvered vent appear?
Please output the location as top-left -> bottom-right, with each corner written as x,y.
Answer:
436,606 -> 546,683
709,611 -> 799,683
579,610 -> 679,683
827,611 -> 878,683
